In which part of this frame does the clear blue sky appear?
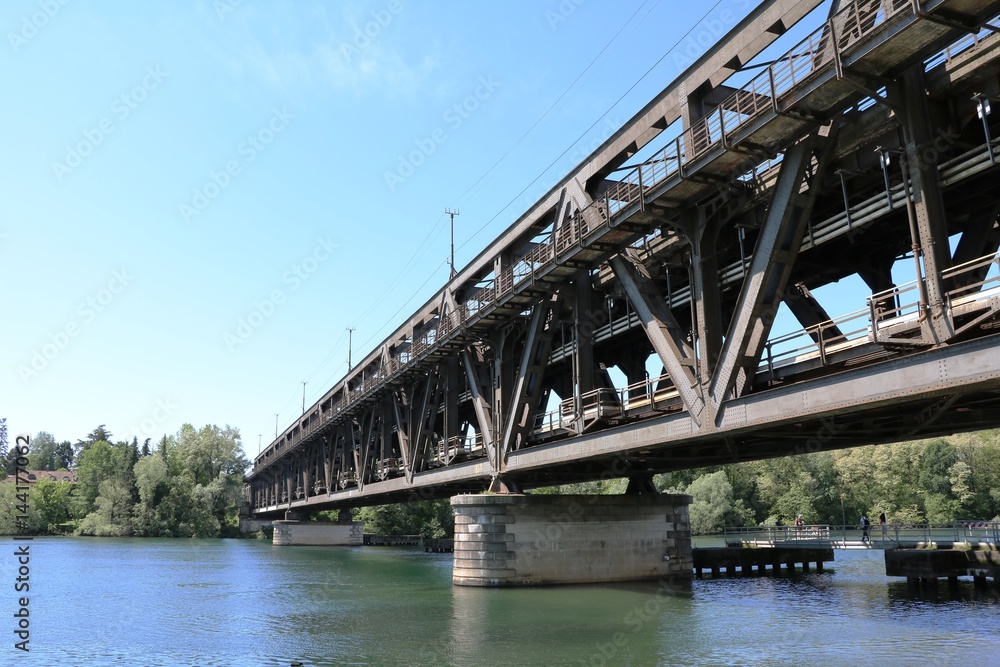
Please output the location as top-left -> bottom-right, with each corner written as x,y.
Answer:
3,0 -> 843,457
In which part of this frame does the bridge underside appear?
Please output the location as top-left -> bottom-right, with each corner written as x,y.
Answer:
253,334 -> 1000,514
248,0 -> 1000,518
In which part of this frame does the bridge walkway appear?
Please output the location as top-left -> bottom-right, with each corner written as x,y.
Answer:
723,521 -> 1000,549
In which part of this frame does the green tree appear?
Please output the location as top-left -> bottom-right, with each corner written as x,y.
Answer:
75,425 -> 113,458
73,440 -> 134,516
0,483 -> 42,535
133,453 -> 170,535
55,440 -> 74,470
174,424 -> 248,486
33,478 -> 73,530
919,439 -> 957,497
78,478 -> 134,536
353,499 -> 454,538
28,431 -> 59,470
685,471 -> 752,535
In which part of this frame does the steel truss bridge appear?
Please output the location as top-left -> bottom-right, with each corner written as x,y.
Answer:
247,0 -> 1000,517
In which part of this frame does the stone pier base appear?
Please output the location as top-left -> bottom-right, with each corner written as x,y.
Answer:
272,520 -> 364,546
451,493 -> 693,587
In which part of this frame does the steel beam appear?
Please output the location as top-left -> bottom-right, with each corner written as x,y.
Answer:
462,345 -> 498,470
500,295 -> 561,463
710,131 -> 831,410
610,255 -> 705,423
686,211 -> 724,386
898,66 -> 955,344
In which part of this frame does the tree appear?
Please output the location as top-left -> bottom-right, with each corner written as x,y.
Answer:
73,424 -> 113,465
55,440 -> 74,470
174,424 -> 248,486
28,431 -> 58,470
920,439 -> 958,497
78,478 -> 133,536
0,483 -> 42,535
685,471 -> 753,535
133,453 -> 170,535
353,499 -> 454,538
73,440 -> 134,516
34,478 -> 72,529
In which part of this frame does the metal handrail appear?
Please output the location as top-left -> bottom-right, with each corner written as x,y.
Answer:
725,521 -> 1000,545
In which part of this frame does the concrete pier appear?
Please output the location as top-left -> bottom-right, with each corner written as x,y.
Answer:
451,493 -> 693,587
693,546 -> 834,578
885,545 -> 1000,586
272,520 -> 364,546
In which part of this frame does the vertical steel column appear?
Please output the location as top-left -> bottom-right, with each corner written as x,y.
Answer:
573,269 -> 596,433
687,209 -> 724,389
444,356 -> 460,458
897,66 -> 954,343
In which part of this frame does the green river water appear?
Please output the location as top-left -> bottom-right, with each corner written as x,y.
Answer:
2,536 -> 998,666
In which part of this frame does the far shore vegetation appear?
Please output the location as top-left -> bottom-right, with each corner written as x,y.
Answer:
2,422 -> 998,537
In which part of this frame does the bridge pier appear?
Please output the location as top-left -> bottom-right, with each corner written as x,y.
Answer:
272,519 -> 364,546
451,493 -> 693,587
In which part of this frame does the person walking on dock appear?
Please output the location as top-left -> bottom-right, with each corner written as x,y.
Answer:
879,512 -> 888,541
860,514 -> 871,546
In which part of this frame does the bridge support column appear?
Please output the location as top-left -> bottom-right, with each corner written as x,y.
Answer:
451,493 -> 693,587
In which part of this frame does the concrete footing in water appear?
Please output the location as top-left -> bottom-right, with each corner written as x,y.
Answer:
692,546 -> 834,578
272,520 -> 364,546
450,493 -> 694,587
885,544 -> 1000,586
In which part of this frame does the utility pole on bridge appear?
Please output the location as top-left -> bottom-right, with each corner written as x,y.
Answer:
347,326 -> 356,370
445,208 -> 459,279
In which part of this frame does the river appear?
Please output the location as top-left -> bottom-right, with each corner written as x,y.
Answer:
3,536 -> 998,666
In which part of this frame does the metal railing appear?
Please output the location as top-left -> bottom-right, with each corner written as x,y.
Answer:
869,249 -> 1000,339
760,307 -> 872,379
725,521 -> 1000,546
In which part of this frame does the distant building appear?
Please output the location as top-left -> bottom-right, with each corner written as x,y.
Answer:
0,470 -> 77,484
